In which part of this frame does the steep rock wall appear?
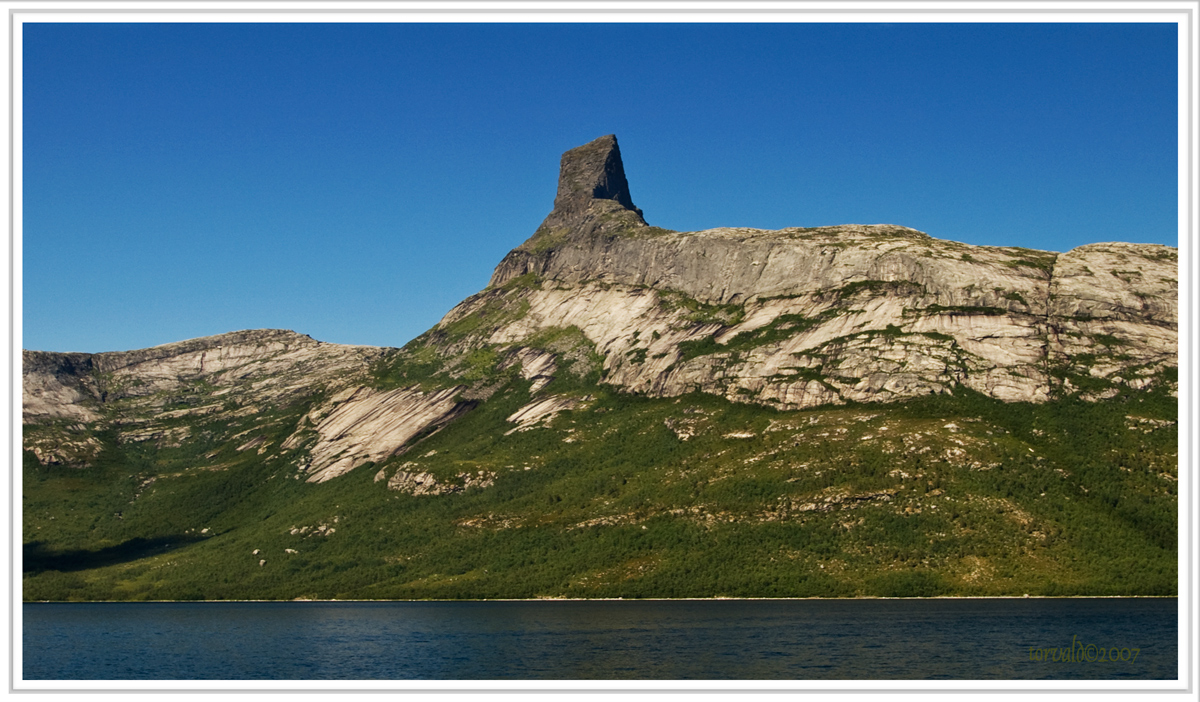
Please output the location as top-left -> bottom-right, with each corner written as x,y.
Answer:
466,137 -> 1176,410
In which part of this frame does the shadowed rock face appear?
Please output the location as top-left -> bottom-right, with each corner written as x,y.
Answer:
508,135 -> 650,260
540,134 -> 643,230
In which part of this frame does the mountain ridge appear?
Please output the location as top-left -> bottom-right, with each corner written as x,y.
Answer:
21,135 -> 1178,600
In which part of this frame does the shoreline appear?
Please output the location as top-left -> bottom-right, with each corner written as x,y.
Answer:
22,594 -> 1180,604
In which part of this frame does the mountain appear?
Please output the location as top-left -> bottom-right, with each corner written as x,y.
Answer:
22,135 -> 1178,600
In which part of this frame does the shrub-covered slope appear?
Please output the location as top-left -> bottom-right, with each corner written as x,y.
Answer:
22,135 -> 1177,600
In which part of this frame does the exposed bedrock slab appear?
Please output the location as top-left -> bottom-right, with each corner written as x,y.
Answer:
22,135 -> 1178,480
293,385 -> 473,483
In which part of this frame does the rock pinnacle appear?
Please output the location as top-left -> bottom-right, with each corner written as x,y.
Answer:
536,134 -> 646,234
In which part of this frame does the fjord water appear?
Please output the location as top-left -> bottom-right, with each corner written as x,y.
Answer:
23,598 -> 1175,680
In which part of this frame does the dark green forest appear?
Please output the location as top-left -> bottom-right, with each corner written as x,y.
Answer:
23,361 -> 1177,601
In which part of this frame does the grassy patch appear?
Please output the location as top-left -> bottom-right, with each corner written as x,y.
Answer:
832,280 -> 925,299
521,226 -> 571,254
440,296 -> 530,341
660,291 -> 746,326
499,273 -> 543,292
624,225 -> 676,239
1001,250 -> 1056,274
370,340 -> 448,391
676,336 -> 724,363
918,304 -> 1008,317
674,310 -> 843,364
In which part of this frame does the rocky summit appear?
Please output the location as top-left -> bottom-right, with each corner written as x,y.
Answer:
486,135 -> 1175,409
22,136 -> 1178,601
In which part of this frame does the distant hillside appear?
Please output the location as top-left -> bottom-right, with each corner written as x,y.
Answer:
22,135 -> 1177,600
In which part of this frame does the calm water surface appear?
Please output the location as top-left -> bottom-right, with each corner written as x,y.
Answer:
23,598 -> 1176,680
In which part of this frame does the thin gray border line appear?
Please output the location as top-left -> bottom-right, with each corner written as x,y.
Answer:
1188,4 -> 1195,696
3,0 -> 1192,2
8,681 -> 1194,694
1185,5 -> 1196,696
4,686 -> 1190,691
1189,4 -> 1196,695
7,687 -> 1193,694
7,36 -> 1191,702
8,9 -> 1195,696
9,11 -> 1194,696
1,0 -> 1194,4
7,7 -> 1196,13
7,6 -> 12,699
8,675 -> 1194,694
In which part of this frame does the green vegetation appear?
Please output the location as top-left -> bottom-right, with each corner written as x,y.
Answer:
918,331 -> 956,342
23,364 -> 1176,601
734,313 -> 835,346
659,290 -> 746,327
498,272 -> 543,292
676,336 -> 723,363
19,265 -> 1177,602
833,280 -> 925,299
459,348 -> 502,381
370,339 -> 454,391
624,225 -> 676,239
783,227 -> 822,238
521,226 -> 571,254
674,311 -> 843,364
368,289 -> 539,392
1140,249 -> 1177,262
1000,249 -> 1057,274
440,296 -> 530,341
918,304 -> 1008,317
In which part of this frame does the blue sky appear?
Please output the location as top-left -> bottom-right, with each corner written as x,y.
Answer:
22,22 -> 1179,353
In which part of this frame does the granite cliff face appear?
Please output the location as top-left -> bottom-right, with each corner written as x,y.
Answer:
21,136 -> 1179,601
445,134 -> 1177,411
23,135 -> 1177,478
22,330 -> 478,482
24,330 -> 376,468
